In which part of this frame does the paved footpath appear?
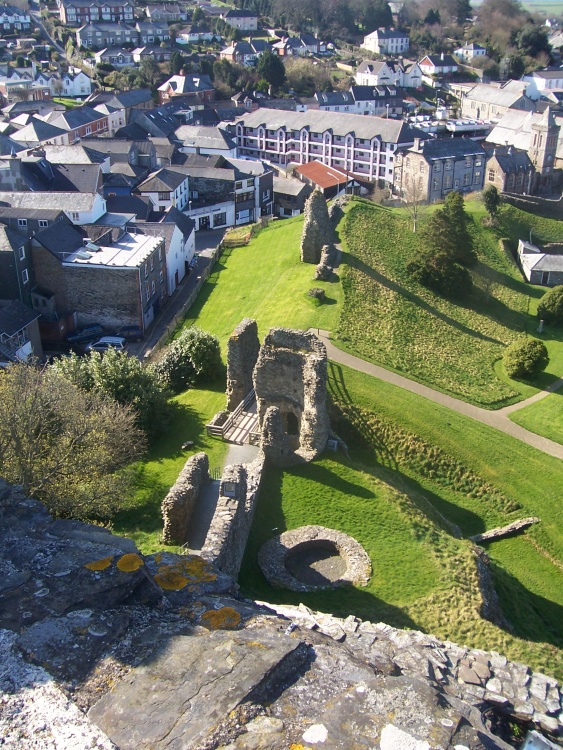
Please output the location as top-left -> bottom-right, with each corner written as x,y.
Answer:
312,330 -> 563,461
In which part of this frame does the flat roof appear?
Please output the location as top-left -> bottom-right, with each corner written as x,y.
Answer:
64,232 -> 161,269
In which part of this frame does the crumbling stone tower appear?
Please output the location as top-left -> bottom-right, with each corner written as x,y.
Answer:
300,188 -> 333,264
253,328 -> 330,467
226,318 -> 260,410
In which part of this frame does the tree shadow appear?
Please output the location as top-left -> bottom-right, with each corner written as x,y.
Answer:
347,253 -> 504,346
486,556 -> 563,649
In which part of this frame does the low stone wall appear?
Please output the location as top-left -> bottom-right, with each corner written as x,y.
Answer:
258,525 -> 372,592
161,452 -> 209,545
201,453 -> 265,579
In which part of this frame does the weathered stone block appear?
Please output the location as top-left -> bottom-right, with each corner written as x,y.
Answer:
226,318 -> 260,411
300,189 -> 332,264
161,452 -> 209,545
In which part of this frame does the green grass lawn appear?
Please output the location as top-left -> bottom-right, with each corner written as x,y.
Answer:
509,391 -> 563,445
113,383 -> 228,554
336,199 -> 563,408
182,216 -> 342,349
52,97 -> 82,108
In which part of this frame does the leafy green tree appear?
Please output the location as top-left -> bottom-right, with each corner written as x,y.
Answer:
442,191 -> 477,267
192,5 -> 204,22
537,285 -> 563,325
503,339 -> 549,379
170,50 -> 185,76
0,364 -> 145,520
256,50 -> 286,92
407,249 -> 473,299
483,185 -> 501,219
140,55 -> 161,86
51,350 -> 172,440
150,327 -> 222,393
424,8 -> 441,24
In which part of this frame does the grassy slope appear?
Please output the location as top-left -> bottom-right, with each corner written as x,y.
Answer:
336,199 -> 563,408
182,216 -> 342,349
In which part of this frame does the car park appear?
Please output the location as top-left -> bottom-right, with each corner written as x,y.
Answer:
85,336 -> 127,354
116,325 -> 143,342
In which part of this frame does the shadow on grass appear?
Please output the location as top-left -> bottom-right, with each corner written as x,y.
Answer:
238,464 -> 419,631
347,253 -> 504,346
488,558 -> 563,650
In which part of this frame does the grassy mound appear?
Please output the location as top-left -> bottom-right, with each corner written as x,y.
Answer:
337,199 -> 563,407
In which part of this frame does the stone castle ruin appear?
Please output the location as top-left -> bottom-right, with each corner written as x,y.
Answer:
226,318 -> 260,411
253,327 -> 330,467
300,188 -> 334,264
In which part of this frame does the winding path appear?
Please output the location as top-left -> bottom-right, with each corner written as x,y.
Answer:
312,329 -> 563,461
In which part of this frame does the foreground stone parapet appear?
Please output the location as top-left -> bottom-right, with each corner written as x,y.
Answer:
258,525 -> 372,592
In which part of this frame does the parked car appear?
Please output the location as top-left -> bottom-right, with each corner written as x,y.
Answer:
85,336 -> 127,354
66,324 -> 104,344
116,325 -> 143,342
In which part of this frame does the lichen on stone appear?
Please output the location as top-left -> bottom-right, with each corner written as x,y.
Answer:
153,568 -> 189,590
84,556 -> 114,571
200,606 -> 241,630
116,553 -> 144,572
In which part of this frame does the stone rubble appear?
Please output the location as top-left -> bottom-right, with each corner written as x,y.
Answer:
301,188 -> 333,264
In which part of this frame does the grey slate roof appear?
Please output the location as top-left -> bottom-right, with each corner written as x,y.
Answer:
0,299 -> 39,337
0,191 -> 98,211
0,223 -> 26,253
232,109 -> 421,144
174,125 -> 236,151
417,136 -> 486,160
33,222 -> 85,262
10,119 -> 67,145
137,167 -> 189,192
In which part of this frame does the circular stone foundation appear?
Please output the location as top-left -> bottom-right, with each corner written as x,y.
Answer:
258,525 -> 372,592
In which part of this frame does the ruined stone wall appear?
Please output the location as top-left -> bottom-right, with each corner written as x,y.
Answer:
254,328 -> 330,466
300,189 -> 333,264
226,318 -> 260,411
161,452 -> 209,545
201,454 -> 265,579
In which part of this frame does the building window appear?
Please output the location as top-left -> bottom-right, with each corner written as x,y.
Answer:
432,178 -> 438,190
213,212 -> 227,226
145,285 -> 150,302
150,256 -> 154,271
158,192 -> 169,201
18,218 -> 27,227
488,169 -> 495,182
465,157 -> 472,167
463,173 -> 471,186
19,246 -> 25,260
474,171 -> 481,183
445,161 -> 452,171
151,280 -> 156,296
158,246 -> 162,260
144,263 -> 148,278
419,162 -> 425,172
22,268 -> 29,284
434,162 -> 441,172
246,178 -> 253,187
235,181 -> 243,190
444,175 -> 452,188
159,270 -> 164,283
71,212 -> 80,221
38,220 -> 48,228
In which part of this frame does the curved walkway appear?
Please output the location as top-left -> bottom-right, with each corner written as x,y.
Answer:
312,330 -> 563,461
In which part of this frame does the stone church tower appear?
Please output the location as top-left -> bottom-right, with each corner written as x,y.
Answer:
528,106 -> 560,194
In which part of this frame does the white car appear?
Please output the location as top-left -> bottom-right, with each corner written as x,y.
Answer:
85,336 -> 127,354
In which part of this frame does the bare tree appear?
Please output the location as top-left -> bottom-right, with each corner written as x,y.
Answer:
402,172 -> 426,233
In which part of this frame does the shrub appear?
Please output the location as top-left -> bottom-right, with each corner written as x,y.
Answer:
151,326 -> 222,393
537,285 -> 563,325
407,250 -> 473,299
308,287 -> 326,300
51,349 -> 172,440
503,338 -> 549,380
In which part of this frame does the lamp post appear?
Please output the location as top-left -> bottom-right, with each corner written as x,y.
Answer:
386,103 -> 389,119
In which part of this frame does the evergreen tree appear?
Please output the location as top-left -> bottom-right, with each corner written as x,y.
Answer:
256,50 -> 286,91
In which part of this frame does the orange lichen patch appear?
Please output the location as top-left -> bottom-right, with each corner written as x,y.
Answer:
154,568 -> 189,590
200,607 -> 241,631
182,556 -> 217,582
116,553 -> 144,572
154,553 -> 163,564
85,556 -> 113,571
